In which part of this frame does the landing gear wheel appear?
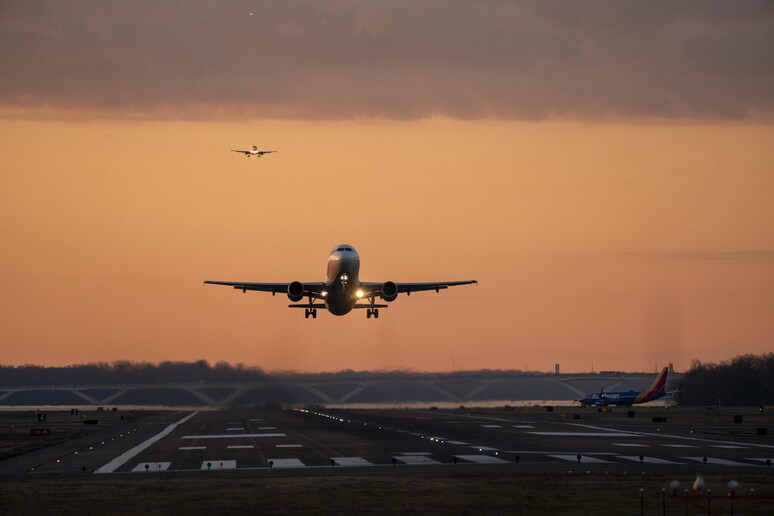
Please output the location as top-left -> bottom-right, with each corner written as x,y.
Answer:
304,309 -> 310,319
373,308 -> 379,319
366,309 -> 372,319
311,309 -> 317,318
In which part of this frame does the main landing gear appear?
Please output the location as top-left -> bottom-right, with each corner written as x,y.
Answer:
304,308 -> 317,319
366,308 -> 379,319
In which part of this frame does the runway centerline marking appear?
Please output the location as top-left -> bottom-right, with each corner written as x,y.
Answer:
227,445 -> 254,449
179,446 -> 206,450
276,444 -> 303,448
181,433 -> 286,439
613,443 -> 648,447
95,411 -> 199,474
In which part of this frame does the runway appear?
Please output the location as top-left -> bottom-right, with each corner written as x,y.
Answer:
2,406 -> 772,479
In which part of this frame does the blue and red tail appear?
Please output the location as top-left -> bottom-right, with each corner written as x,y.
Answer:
634,367 -> 668,403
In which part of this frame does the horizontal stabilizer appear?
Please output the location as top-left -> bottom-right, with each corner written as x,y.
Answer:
353,304 -> 388,309
288,304 -> 327,309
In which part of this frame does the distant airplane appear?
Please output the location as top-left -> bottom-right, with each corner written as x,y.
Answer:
231,145 -> 276,157
576,367 -> 669,406
205,245 -> 477,319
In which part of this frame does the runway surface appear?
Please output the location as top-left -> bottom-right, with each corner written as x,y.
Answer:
2,406 -> 773,479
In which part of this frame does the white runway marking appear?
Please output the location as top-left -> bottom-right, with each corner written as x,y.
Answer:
445,441 -> 469,445
227,427 -> 245,431
249,419 -> 263,422
617,456 -> 683,464
179,446 -> 206,450
227,445 -> 254,449
131,462 -> 171,472
394,452 -> 433,456
395,455 -> 441,465
471,446 -> 499,451
181,433 -> 286,439
201,460 -> 237,470
331,457 -> 373,466
683,457 -> 759,467
269,458 -> 305,468
506,451 -> 617,455
455,455 -> 509,464
481,424 -> 502,428
613,443 -> 648,447
549,455 -> 614,464
512,425 -> 534,428
711,445 -> 747,449
95,411 -> 199,474
529,432 -> 635,437
662,444 -> 698,448
258,426 -> 277,430
276,444 -> 303,448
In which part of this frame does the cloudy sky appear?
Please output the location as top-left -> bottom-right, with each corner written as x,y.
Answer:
1,1 -> 772,373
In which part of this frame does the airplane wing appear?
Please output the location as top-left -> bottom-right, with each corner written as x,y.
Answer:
231,150 -> 250,154
360,280 -> 477,298
258,151 -> 277,155
204,281 -> 326,297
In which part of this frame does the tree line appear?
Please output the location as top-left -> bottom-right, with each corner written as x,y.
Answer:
674,353 -> 774,406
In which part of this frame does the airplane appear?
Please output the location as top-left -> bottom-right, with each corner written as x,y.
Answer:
205,244 -> 476,318
576,367 -> 669,406
231,145 -> 276,157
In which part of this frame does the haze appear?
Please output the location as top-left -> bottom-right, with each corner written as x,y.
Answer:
1,1 -> 772,373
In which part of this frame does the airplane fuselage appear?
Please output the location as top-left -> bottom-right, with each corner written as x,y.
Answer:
324,245 -> 362,315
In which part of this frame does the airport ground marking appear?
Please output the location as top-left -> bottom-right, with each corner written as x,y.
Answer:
131,462 -> 171,472
683,457 -> 762,467
330,457 -> 373,466
549,455 -> 614,464
94,411 -> 199,474
201,460 -> 237,470
455,454 -> 509,464
566,423 -> 774,450
226,427 -> 245,431
227,445 -> 255,449
617,456 -> 683,464
267,458 -> 305,468
180,433 -> 286,439
275,444 -> 303,448
395,455 -> 441,465
512,425 -> 534,428
613,443 -> 649,447
528,432 -> 636,437
481,424 -> 502,428
179,446 -> 207,450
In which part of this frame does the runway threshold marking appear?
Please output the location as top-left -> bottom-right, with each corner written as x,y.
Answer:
331,457 -> 373,466
549,455 -> 614,464
201,460 -> 237,470
617,456 -> 683,464
180,433 -> 286,439
683,457 -> 761,467
269,458 -> 305,468
455,454 -> 509,464
95,411 -> 199,474
395,455 -> 441,465
131,462 -> 171,472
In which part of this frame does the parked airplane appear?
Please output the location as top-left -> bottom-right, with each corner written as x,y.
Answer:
576,367 -> 669,406
205,245 -> 476,318
231,145 -> 276,157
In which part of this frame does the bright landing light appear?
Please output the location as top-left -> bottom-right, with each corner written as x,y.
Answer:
356,290 -> 364,298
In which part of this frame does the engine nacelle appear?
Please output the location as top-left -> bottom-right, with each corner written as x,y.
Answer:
287,281 -> 304,302
380,281 -> 398,302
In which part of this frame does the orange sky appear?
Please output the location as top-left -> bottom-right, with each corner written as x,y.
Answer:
1,119 -> 771,372
1,2 -> 772,373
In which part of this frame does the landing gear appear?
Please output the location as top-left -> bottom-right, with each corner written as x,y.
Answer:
366,308 -> 379,319
304,308 -> 317,319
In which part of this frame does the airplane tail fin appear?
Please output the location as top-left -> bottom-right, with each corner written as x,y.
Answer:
634,367 -> 669,403
252,145 -> 258,151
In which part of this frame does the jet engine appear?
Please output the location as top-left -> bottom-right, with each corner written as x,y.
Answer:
380,281 -> 399,302
287,281 -> 304,302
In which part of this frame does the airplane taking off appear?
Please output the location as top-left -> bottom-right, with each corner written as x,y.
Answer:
576,367 -> 669,406
231,145 -> 276,157
205,245 -> 476,318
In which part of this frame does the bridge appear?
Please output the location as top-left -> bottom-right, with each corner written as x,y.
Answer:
0,372 -> 678,408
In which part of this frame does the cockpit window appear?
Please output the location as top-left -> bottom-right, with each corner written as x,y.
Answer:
337,247 -> 353,252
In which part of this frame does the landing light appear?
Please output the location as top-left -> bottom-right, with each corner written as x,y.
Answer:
321,291 -> 327,297
356,290 -> 364,298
